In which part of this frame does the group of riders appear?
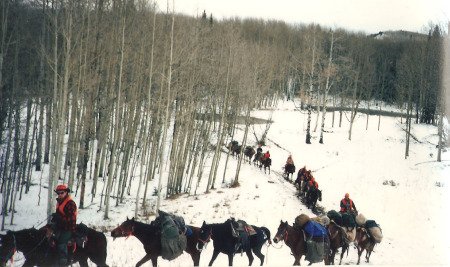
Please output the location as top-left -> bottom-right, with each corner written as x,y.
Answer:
47,144 -> 356,266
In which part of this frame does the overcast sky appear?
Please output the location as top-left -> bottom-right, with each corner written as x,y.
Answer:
155,0 -> 449,34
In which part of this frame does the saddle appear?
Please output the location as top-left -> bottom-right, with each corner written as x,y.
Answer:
230,219 -> 256,238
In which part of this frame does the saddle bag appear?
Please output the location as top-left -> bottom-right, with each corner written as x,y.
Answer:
159,211 -> 187,260
326,210 -> 342,225
305,240 -> 327,264
365,220 -> 383,243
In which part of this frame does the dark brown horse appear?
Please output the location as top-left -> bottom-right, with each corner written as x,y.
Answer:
0,225 -> 108,267
110,217 -> 201,266
272,221 -> 308,265
327,222 -> 348,265
228,142 -> 242,157
244,146 -> 255,163
355,227 -> 375,264
284,164 -> 296,180
257,158 -> 271,174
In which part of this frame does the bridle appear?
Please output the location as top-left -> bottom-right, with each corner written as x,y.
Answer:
197,228 -> 212,245
275,225 -> 290,243
118,225 -> 134,240
196,228 -> 212,251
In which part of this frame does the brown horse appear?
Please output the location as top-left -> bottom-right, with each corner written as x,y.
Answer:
110,217 -> 201,266
258,158 -> 271,174
244,146 -> 255,163
227,142 -> 242,157
272,221 -> 308,265
284,164 -> 296,180
355,227 -> 375,264
327,222 -> 348,265
0,225 -> 108,267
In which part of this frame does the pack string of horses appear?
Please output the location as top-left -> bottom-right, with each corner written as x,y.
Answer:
0,142 -> 383,266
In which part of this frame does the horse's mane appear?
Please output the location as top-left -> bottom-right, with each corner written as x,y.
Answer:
133,220 -> 160,235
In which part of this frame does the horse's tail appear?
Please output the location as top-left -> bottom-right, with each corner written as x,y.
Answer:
261,227 -> 272,245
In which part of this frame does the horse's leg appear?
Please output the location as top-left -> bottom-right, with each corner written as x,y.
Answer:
208,249 -> 220,266
252,245 -> 265,266
293,255 -> 301,265
329,249 -> 336,265
135,254 -> 156,267
190,251 -> 200,266
227,253 -> 234,266
246,249 -> 254,266
339,245 -> 347,265
357,246 -> 363,265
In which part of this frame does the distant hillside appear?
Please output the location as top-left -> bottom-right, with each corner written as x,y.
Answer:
369,30 -> 427,41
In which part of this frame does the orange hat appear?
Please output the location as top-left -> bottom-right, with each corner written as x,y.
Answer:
55,184 -> 69,192
345,193 -> 349,198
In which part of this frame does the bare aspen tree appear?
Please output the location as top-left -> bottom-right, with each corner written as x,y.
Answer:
305,27 -> 318,144
156,1 -> 175,212
319,30 -> 335,144
104,13 -> 126,219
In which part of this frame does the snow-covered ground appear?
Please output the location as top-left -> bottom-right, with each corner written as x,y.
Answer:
3,99 -> 450,266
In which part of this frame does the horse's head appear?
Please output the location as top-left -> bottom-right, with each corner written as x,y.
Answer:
111,217 -> 135,240
0,232 -> 16,267
273,220 -> 289,244
196,221 -> 212,252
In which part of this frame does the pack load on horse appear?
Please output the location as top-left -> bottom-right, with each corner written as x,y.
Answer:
243,146 -> 255,164
253,144 -> 263,164
326,209 -> 357,245
283,155 -> 296,180
356,214 -> 383,243
111,216 -> 201,266
154,210 -> 187,260
274,215 -> 329,265
197,219 -> 271,266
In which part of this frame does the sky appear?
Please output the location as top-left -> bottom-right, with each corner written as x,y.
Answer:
3,99 -> 450,266
155,0 -> 450,34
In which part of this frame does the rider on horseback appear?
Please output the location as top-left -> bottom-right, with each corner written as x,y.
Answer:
306,177 -> 318,200
262,150 -> 270,165
253,144 -> 263,163
340,193 -> 358,214
51,184 -> 77,266
286,155 -> 294,166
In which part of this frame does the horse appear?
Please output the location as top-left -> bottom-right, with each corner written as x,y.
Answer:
110,217 -> 201,267
284,164 -> 296,180
259,158 -> 271,174
244,146 -> 255,164
355,227 -> 375,264
0,225 -> 108,267
254,153 -> 264,167
327,222 -> 348,265
196,219 -> 271,266
228,142 -> 242,157
306,187 -> 322,211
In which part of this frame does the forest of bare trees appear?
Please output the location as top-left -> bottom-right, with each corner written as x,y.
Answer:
0,0 -> 447,228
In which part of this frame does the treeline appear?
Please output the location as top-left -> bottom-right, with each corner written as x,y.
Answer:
0,0 -> 446,228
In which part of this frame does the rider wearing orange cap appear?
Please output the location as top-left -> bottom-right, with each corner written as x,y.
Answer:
340,193 -> 358,214
52,184 -> 77,265
306,176 -> 318,199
